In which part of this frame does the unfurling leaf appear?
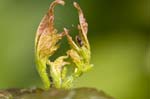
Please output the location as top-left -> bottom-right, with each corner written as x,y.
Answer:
35,0 -> 65,89
35,0 -> 93,90
64,2 -> 93,77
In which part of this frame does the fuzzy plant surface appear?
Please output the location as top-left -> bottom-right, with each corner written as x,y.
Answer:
35,0 -> 93,90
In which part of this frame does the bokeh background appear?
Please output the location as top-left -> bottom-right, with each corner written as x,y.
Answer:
0,0 -> 149,99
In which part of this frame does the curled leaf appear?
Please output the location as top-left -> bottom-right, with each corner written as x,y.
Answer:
35,0 -> 65,89
35,0 -> 65,59
73,2 -> 88,35
47,56 -> 69,88
64,2 -> 93,78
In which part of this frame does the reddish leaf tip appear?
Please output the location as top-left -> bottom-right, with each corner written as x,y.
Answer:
55,0 -> 65,5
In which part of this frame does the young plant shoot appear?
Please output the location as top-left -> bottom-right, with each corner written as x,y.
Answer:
35,0 -> 93,90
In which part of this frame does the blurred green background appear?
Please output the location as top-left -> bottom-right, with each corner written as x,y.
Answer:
0,0 -> 149,99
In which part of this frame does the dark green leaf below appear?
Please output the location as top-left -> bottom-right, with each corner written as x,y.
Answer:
0,87 -> 114,99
